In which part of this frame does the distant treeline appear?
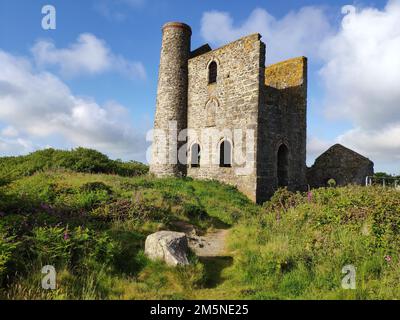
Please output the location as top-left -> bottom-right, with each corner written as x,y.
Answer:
373,172 -> 400,179
0,147 -> 149,184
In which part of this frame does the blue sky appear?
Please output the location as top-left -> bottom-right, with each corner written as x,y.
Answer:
0,0 -> 399,174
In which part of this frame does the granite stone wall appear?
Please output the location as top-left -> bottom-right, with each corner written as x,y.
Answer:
186,34 -> 263,201
307,144 -> 374,188
150,22 -> 192,177
257,57 -> 308,203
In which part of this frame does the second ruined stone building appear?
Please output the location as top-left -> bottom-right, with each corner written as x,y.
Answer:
150,22 -> 308,203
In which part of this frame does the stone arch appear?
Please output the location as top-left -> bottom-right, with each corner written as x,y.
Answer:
277,143 -> 289,187
206,58 -> 220,84
218,138 -> 233,168
189,141 -> 201,168
205,98 -> 219,127
208,61 -> 217,84
206,57 -> 221,70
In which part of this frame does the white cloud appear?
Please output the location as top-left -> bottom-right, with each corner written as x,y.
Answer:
201,2 -> 400,173
320,0 -> 400,128
1,126 -> 19,138
200,7 -> 333,64
307,136 -> 333,165
32,33 -> 146,79
319,0 -> 400,172
337,126 -> 400,161
0,50 -> 149,161
0,137 -> 34,155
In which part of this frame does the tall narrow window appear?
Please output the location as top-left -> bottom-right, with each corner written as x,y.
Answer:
208,61 -> 217,84
219,140 -> 232,167
277,144 -> 289,187
191,143 -> 201,168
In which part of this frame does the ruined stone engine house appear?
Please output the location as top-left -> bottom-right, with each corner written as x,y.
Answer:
149,22 -> 373,203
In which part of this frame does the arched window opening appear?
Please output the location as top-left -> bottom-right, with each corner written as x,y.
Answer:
208,61 -> 217,84
205,99 -> 217,127
277,144 -> 289,187
219,140 -> 232,167
191,143 -> 201,168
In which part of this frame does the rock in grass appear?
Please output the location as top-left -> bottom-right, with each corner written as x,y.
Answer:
145,231 -> 190,266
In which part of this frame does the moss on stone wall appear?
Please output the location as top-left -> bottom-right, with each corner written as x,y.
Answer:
265,57 -> 307,89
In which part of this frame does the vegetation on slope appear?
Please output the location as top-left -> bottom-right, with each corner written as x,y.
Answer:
0,148 -> 148,184
0,149 -> 399,299
227,187 -> 400,299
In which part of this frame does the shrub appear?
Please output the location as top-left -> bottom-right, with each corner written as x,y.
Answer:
327,178 -> 337,187
229,186 -> 400,299
0,147 -> 149,182
70,227 -> 119,272
28,226 -> 119,272
30,226 -> 72,267
0,231 -> 19,282
80,182 -> 113,195
263,188 -> 304,213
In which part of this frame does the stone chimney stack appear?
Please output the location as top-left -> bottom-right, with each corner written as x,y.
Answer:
150,22 -> 192,177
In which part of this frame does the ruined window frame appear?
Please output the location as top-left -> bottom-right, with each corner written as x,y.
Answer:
190,143 -> 201,168
208,61 -> 218,84
219,140 -> 232,168
277,143 -> 289,187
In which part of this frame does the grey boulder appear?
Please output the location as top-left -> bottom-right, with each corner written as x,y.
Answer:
145,231 -> 190,266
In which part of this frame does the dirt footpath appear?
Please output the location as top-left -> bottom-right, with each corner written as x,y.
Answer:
172,221 -> 229,257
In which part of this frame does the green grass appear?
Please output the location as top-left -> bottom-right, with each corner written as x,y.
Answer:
225,187 -> 400,299
0,168 -> 256,299
0,149 -> 399,300
0,147 -> 148,183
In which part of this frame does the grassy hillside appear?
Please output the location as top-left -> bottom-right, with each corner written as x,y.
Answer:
0,148 -> 148,183
0,149 -> 399,299
228,187 -> 400,299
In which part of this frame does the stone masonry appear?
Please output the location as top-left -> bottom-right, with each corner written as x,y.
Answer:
150,22 -> 374,203
307,144 -> 374,188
